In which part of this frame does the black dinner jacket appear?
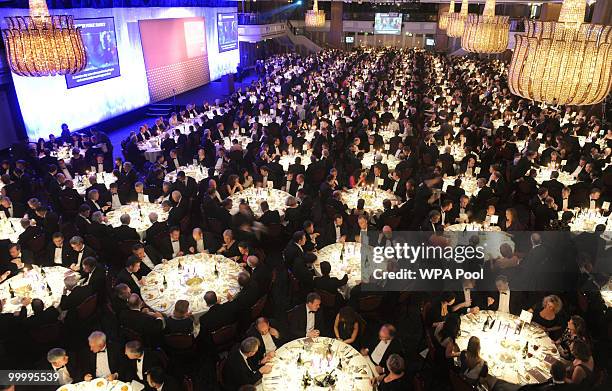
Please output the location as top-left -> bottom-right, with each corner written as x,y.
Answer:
258,209 -> 281,226
246,320 -> 284,365
67,245 -> 97,267
313,274 -> 348,296
113,224 -> 140,242
116,268 -> 141,295
45,243 -> 72,267
118,308 -> 164,339
137,245 -> 164,276
157,235 -> 190,260
81,341 -> 124,379
82,266 -> 107,296
287,304 -> 327,339
0,201 -> 25,218
364,337 -> 404,368
145,221 -> 168,245
120,348 -> 164,384
282,241 -> 304,269
485,290 -> 525,316
196,302 -> 238,352
222,344 -> 262,391
24,307 -> 60,331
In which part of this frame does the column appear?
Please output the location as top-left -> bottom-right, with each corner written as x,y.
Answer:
539,3 -> 561,22
329,0 -> 343,49
435,3 -> 450,52
591,0 -> 612,25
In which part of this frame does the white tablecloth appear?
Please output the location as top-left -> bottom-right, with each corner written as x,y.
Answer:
340,188 -> 400,217
457,311 -> 560,385
140,253 -> 241,317
105,203 -> 168,240
442,175 -> 479,197
361,152 -> 399,171
260,337 -> 374,391
0,266 -> 74,316
314,242 -> 373,298
0,217 -> 25,243
57,379 -> 132,391
228,188 -> 292,218
74,172 -> 118,196
164,165 -> 209,184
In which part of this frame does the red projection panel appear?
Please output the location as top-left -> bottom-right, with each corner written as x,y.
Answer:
139,17 -> 210,102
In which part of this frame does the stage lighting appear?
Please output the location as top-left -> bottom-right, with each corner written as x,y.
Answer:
297,0 -> 303,4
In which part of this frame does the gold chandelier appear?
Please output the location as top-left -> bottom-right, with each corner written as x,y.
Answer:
305,0 -> 325,28
447,0 -> 469,38
462,0 -> 509,53
2,0 -> 87,77
508,0 -> 612,106
438,0 -> 455,30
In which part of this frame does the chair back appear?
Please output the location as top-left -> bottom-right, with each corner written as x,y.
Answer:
59,195 -> 80,212
448,369 -> 476,391
164,333 -> 195,350
84,234 -> 103,253
183,375 -> 194,391
358,295 -> 383,312
77,294 -> 98,320
413,373 -> 426,391
286,305 -> 303,326
250,294 -> 267,321
118,240 -> 141,260
207,218 -> 224,235
315,289 -> 336,308
26,232 -> 47,255
29,322 -> 63,345
120,325 -> 143,342
216,357 -> 227,389
211,322 -> 238,351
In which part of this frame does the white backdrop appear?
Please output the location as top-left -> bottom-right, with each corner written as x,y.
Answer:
1,6 -> 240,140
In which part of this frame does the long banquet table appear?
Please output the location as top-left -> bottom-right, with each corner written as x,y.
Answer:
259,337 -> 374,391
457,311 -> 561,385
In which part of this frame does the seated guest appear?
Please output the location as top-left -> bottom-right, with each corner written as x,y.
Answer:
229,272 -> 261,312
68,236 -> 96,272
420,210 -> 442,232
118,294 -> 164,343
556,315 -> 590,361
326,214 -> 349,245
491,243 -> 521,271
123,340 -> 164,388
288,292 -> 327,339
46,348 -> 78,386
34,206 -> 60,237
361,324 -> 403,375
283,231 -> 307,269
485,275 -> 523,315
378,354 -> 411,391
434,314 -> 461,365
86,189 -> 110,214
503,208 -> 524,231
59,274 -> 93,325
247,317 -> 282,366
111,283 -> 131,315
80,256 -> 106,295
17,217 -> 43,249
217,229 -> 240,260
74,204 -> 92,235
427,292 -> 456,328
458,336 -> 501,390
538,361 -> 580,391
82,331 -> 122,381
46,232 -> 70,266
302,220 -> 321,251
196,291 -> 237,353
131,242 -> 163,275
0,195 -> 25,218
258,201 -> 280,225
6,243 -> 34,276
223,337 -> 272,391
146,366 -> 181,391
532,295 -> 565,340
245,255 -> 271,293
113,214 -> 140,242
313,260 -> 348,300
129,182 -> 149,204
566,340 -> 595,387
145,212 -> 167,244
158,226 -> 189,260
116,257 -> 144,295
333,306 -> 363,349
164,299 -> 194,335
188,228 -> 218,254
24,298 -> 59,330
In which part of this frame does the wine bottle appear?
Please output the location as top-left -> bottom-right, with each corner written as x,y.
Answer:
163,275 -> 167,289
46,282 -> 52,295
214,262 -> 219,277
482,315 -> 490,332
297,352 -> 303,366
522,341 -> 529,359
178,259 -> 183,270
9,284 -> 14,298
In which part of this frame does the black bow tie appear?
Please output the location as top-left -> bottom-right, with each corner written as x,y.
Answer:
137,358 -> 142,362
55,365 -> 66,370
309,310 -> 316,314
501,292 -> 508,295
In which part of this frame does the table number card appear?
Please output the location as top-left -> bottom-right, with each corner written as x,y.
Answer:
602,201 -> 610,211
474,167 -> 481,175
377,178 -> 385,187
520,310 -> 533,324
561,160 -> 567,166
489,215 -> 499,225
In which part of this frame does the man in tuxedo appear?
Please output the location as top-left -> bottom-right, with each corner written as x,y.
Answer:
122,340 -> 164,388
520,233 -> 551,291
313,261 -> 348,303
420,210 -> 442,232
74,205 -> 92,235
0,195 -> 25,218
6,243 -> 34,275
283,231 -> 306,269
187,228 -> 219,254
86,189 -> 110,215
113,214 -> 140,242
82,331 -> 123,381
118,294 -> 164,343
230,272 -> 261,312
222,337 -> 272,391
46,348 -> 79,386
81,257 -> 106,296
166,149 -> 185,172
485,275 -> 524,316
383,170 -> 405,197
258,201 -> 281,226
355,215 -> 378,246
68,236 -> 96,272
541,171 -> 565,206
24,298 -> 59,331
325,214 -> 349,245
91,154 -> 113,174
59,274 -> 93,326
246,317 -> 283,366
173,171 -> 197,200
128,182 -> 150,204
360,324 -> 404,375
245,255 -> 272,294
158,227 -> 189,260
17,218 -> 43,250
145,213 -> 167,245
196,291 -> 238,353
444,178 -> 465,204
146,366 -> 182,391
88,211 -> 114,248
116,257 -> 144,295
47,232 -> 71,267
530,361 -> 580,391
34,206 -> 60,238
131,242 -> 163,275
288,292 -> 327,339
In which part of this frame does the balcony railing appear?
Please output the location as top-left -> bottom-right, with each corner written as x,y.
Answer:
238,13 -> 287,25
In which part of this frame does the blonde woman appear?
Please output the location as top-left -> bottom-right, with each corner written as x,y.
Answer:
533,295 -> 564,340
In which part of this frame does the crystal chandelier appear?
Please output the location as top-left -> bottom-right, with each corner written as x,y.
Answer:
462,0 -> 509,53
447,0 -> 469,38
508,0 -> 612,106
438,0 -> 455,30
2,0 -> 87,77
305,0 -> 325,28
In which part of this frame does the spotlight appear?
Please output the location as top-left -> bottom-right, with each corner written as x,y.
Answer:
296,0 -> 302,4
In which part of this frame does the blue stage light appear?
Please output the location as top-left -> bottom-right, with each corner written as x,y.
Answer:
297,0 -> 302,4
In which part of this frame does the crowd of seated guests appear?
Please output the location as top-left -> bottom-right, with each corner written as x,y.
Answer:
0,47 -> 610,391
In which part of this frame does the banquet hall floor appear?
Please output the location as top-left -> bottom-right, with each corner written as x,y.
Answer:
107,74 -> 258,159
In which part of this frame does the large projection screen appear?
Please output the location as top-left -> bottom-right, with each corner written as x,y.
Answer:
138,17 -> 211,102
374,13 -> 403,35
217,13 -> 238,53
65,17 -> 121,89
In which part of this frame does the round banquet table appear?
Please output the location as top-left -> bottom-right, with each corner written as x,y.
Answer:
361,152 -> 399,170
563,209 -> 610,232
340,188 -> 400,217
457,311 -> 560,385
445,223 -> 502,232
443,228 -> 514,260
533,168 -> 576,187
140,253 -> 241,317
220,135 -> 252,150
279,152 -> 312,172
105,203 -> 168,240
601,278 -> 612,308
164,165 -> 209,183
259,337 -> 375,391
438,144 -> 466,163
138,138 -> 163,163
228,188 -> 292,218
314,242 -> 374,298
57,379 -> 131,391
0,265 -> 75,316
442,175 -> 479,197
74,172 -> 117,196
0,217 -> 25,243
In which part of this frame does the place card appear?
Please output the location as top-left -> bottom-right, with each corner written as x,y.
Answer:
602,202 -> 610,211
489,215 -> 499,225
561,160 -> 567,166
377,178 -> 384,186
474,167 -> 481,175
519,309 -> 533,324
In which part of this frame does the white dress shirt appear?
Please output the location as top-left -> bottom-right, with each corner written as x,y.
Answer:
171,240 -> 181,257
76,250 -> 84,268
111,193 -> 122,209
173,158 -> 180,170
261,333 -> 276,354
335,225 -> 342,242
137,193 -> 145,203
140,253 -> 155,270
306,307 -> 315,334
130,272 -> 141,287
240,351 -> 253,372
95,349 -> 112,378
54,247 -> 63,265
562,198 -> 569,210
571,165 -> 583,178
52,364 -> 73,385
97,163 -> 105,173
371,339 -> 391,365
195,238 -> 205,253
498,290 -> 510,313
136,354 -> 144,380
